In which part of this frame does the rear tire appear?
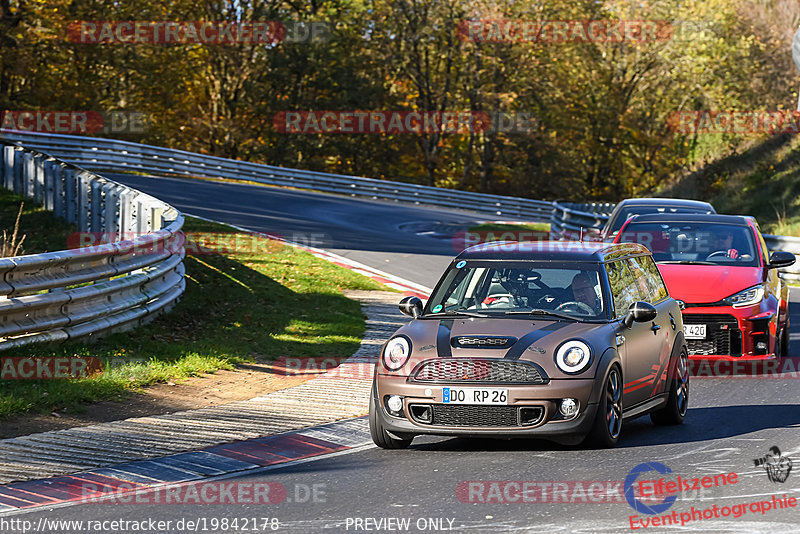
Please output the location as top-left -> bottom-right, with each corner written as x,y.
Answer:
586,365 -> 622,448
651,349 -> 689,426
369,384 -> 413,449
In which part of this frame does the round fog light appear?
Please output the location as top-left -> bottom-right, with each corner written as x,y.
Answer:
756,341 -> 768,351
387,395 -> 403,413
560,398 -> 578,418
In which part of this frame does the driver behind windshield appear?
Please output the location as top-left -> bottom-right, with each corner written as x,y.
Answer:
570,272 -> 601,315
713,229 -> 739,259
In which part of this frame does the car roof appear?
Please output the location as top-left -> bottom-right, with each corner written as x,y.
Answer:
458,240 -> 651,262
616,197 -> 714,209
623,213 -> 753,226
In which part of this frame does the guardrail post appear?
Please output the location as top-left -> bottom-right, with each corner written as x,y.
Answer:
33,154 -> 45,204
119,190 -> 136,233
1,146 -> 10,190
102,183 -> 121,235
23,152 -> 34,197
12,148 -> 23,194
90,179 -> 103,232
136,199 -> 149,233
53,164 -> 65,219
64,168 -> 77,224
77,172 -> 91,231
43,160 -> 56,211
151,206 -> 163,231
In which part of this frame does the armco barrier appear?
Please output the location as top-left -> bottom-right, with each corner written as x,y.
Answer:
551,201 -> 800,282
0,130 -> 554,222
2,130 -> 797,283
0,140 -> 185,351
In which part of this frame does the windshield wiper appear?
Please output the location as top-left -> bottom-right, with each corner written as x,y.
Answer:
504,309 -> 577,321
428,310 -> 489,318
658,260 -> 716,265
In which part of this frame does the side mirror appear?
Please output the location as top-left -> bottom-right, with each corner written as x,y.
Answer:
768,251 -> 796,270
623,301 -> 657,328
398,296 -> 423,318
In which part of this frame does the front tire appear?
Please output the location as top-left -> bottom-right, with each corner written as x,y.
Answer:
369,384 -> 413,449
586,365 -> 622,448
651,349 -> 689,426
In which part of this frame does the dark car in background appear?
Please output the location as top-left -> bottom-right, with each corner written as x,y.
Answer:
601,198 -> 715,242
369,241 -> 688,450
614,214 -> 795,361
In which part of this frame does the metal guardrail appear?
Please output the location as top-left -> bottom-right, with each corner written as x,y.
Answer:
0,140 -> 185,351
2,129 -> 797,287
0,131 -> 554,222
551,201 -> 800,282
549,201 -> 615,239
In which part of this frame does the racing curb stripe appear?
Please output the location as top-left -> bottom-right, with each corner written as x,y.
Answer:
0,416 -> 371,513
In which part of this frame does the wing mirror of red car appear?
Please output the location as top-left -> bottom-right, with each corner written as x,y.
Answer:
768,251 -> 796,270
623,301 -> 657,328
399,296 -> 423,318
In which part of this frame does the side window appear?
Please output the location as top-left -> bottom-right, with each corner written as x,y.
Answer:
629,255 -> 669,302
604,260 -> 640,319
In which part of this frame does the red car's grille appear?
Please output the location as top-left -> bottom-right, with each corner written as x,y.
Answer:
683,314 -> 742,356
411,359 -> 548,384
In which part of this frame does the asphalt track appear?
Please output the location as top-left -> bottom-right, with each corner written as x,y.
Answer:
16,174 -> 799,533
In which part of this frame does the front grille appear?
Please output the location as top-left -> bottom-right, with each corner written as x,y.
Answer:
684,314 -> 741,356
424,405 -> 543,427
411,359 -> 548,384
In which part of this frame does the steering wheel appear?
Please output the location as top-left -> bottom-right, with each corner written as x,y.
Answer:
555,301 -> 595,315
705,251 -> 731,260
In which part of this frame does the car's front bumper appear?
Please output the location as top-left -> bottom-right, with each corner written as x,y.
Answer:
682,303 -> 780,361
373,375 -> 599,444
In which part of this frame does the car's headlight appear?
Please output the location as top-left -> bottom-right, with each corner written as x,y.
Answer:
382,336 -> 411,371
555,340 -> 592,374
726,285 -> 764,307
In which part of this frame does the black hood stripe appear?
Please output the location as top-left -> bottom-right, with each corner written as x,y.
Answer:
503,322 -> 570,360
436,319 -> 454,358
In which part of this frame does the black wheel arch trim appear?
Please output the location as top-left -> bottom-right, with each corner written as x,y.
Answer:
588,347 -> 621,405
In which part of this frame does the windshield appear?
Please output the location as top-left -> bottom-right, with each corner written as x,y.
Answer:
426,261 -> 606,320
616,222 -> 759,266
607,205 -> 712,235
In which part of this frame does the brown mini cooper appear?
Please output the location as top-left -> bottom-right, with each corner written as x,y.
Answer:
369,241 -> 688,449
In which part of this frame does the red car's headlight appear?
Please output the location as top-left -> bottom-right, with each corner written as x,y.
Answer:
726,285 -> 764,307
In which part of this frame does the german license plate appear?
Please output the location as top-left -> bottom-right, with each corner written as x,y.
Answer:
684,324 -> 707,340
443,387 -> 508,405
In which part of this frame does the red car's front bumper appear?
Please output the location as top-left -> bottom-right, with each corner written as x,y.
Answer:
682,302 -> 780,361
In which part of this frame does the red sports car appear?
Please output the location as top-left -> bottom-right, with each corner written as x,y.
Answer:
614,214 -> 795,361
